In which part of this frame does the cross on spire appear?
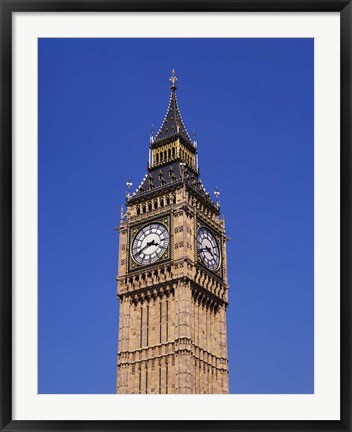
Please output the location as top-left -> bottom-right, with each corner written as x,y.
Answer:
169,69 -> 177,91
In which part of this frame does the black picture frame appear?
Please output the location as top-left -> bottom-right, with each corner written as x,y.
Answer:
1,1 -> 350,431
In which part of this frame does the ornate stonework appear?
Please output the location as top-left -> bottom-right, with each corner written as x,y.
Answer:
116,72 -> 229,394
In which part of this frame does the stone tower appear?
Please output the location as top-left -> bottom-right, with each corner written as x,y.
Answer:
116,70 -> 229,394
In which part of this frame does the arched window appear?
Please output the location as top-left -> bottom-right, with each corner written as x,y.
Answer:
156,153 -> 159,164
154,200 -> 158,209
143,205 -> 146,213
137,206 -> 140,215
148,202 -> 152,211
160,198 -> 164,207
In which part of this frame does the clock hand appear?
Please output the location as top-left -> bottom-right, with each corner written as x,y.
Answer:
137,239 -> 158,255
209,247 -> 218,256
200,246 -> 214,257
138,239 -> 159,255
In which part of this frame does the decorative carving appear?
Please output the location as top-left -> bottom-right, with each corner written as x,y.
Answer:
116,74 -> 229,395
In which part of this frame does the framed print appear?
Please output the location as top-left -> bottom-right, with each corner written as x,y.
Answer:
1,1 -> 351,431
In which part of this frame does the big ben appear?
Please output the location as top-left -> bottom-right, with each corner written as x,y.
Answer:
116,70 -> 229,394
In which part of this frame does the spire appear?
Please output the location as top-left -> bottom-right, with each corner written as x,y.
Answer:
152,69 -> 194,150
128,72 -> 220,215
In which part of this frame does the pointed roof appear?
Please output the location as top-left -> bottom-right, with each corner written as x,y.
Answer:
152,70 -> 195,151
128,160 -> 219,214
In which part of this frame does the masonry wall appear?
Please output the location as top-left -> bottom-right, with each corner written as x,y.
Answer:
116,188 -> 229,394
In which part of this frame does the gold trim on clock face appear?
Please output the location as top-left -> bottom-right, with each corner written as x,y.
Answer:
131,222 -> 169,266
197,226 -> 221,271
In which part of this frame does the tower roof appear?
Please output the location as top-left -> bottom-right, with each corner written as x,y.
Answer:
128,161 -> 220,214
151,70 -> 195,151
126,71 -> 220,214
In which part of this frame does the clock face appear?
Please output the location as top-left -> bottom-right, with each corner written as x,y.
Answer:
131,223 -> 169,265
197,227 -> 221,271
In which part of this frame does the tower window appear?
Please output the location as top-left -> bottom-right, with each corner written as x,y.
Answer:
156,153 -> 159,164
146,305 -> 149,346
166,196 -> 170,206
140,306 -> 143,348
159,302 -> 162,344
160,198 -> 164,208
148,202 -> 152,211
166,299 -> 169,342
145,368 -> 148,394
139,368 -> 142,394
159,367 -> 161,394
142,205 -> 146,213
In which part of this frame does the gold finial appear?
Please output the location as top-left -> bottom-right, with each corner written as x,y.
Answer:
214,187 -> 220,210
214,187 -> 220,201
169,69 -> 177,90
126,178 -> 132,199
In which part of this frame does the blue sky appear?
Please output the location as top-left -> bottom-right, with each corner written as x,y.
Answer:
38,38 -> 314,394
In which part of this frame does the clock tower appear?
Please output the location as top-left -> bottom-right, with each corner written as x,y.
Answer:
116,70 -> 229,394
